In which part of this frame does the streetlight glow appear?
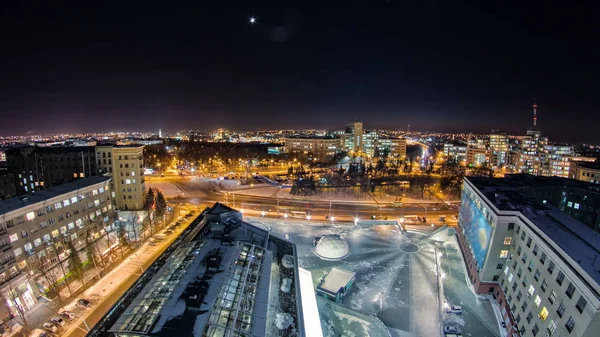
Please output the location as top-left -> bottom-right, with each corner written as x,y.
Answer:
284,213 -> 288,219
354,217 -> 359,224
306,215 -> 311,220
330,216 -> 335,222
249,17 -> 256,24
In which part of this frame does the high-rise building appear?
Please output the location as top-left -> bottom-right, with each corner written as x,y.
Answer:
95,145 -> 146,210
517,130 -> 548,175
361,131 -> 378,158
443,143 -> 468,163
89,203 -> 322,337
0,176 -> 113,319
490,132 -> 509,168
6,146 -> 97,195
456,175 -> 600,337
466,147 -> 489,167
344,121 -> 363,154
540,145 -> 574,178
377,137 -> 407,159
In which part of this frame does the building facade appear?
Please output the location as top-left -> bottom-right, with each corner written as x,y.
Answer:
284,137 -> 343,157
540,145 -> 574,178
377,137 -> 407,158
443,143 -> 468,163
0,173 -> 16,201
344,121 -> 364,154
5,147 -> 97,195
456,175 -> 600,337
490,132 -> 509,168
0,176 -> 113,319
467,146 -> 489,167
110,146 -> 146,210
569,162 -> 600,184
517,130 -> 548,175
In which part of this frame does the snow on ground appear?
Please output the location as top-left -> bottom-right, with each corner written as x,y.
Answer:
146,180 -> 184,197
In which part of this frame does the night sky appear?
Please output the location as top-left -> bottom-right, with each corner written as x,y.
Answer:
1,2 -> 598,142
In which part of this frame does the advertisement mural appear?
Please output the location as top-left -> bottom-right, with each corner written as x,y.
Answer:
459,193 -> 493,269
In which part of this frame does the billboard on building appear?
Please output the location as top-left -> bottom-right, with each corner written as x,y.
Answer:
459,193 -> 492,269
267,146 -> 282,155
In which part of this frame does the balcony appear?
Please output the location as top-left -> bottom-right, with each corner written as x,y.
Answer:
0,270 -> 22,286
0,228 -> 7,236
1,255 -> 16,266
0,244 -> 11,252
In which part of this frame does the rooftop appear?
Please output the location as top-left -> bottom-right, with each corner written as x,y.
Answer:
467,175 -> 600,288
0,175 -> 110,216
573,161 -> 600,170
317,267 -> 356,295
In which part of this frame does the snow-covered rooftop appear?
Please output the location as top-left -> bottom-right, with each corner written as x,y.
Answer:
318,267 -> 356,295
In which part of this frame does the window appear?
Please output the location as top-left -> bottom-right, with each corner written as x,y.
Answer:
51,230 -> 59,238
534,295 -> 541,307
565,317 -> 575,333
526,237 -> 532,247
574,203 -> 580,209
541,279 -> 547,292
71,196 -> 78,203
99,187 -> 105,193
532,244 -> 539,256
9,234 -> 18,243
549,291 -> 557,304
40,221 -> 47,229
547,320 -> 556,334
528,260 -> 535,272
125,179 -> 131,185
534,270 -> 540,281
521,232 -> 526,241
556,271 -> 565,285
508,273 -> 514,283
532,324 -> 539,336
504,266 -> 509,275
517,246 -> 522,256
500,250 -> 509,258
497,263 -> 503,269
516,291 -> 522,301
93,189 -> 98,196
63,199 -> 70,207
576,296 -> 587,313
539,307 -> 548,321
522,252 -> 528,264
521,301 -> 528,312
547,261 -> 555,274
540,252 -> 547,264
526,311 -> 533,323
493,275 -> 499,281
567,201 -> 573,208
557,303 -> 565,317
34,238 -> 42,247
46,205 -> 53,213
566,283 -> 575,298
528,285 -> 536,297
57,214 -> 64,222
508,223 -> 515,230
13,247 -> 22,256
25,211 -> 35,221
67,222 -> 75,230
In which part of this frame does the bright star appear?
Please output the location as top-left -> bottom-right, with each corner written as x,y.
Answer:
249,17 -> 256,24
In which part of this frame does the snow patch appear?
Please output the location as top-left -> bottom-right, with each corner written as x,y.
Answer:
275,313 -> 295,330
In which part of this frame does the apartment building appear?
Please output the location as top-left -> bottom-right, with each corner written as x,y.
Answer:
490,132 -> 509,168
540,145 -> 574,178
0,173 -> 16,201
5,146 -> 97,195
518,130 -> 548,175
0,176 -> 113,319
377,137 -> 407,159
456,175 -> 600,337
110,146 -> 146,211
443,143 -> 468,163
284,137 -> 343,157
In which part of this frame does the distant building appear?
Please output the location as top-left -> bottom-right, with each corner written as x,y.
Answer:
5,146 -> 97,195
443,143 -> 468,163
569,161 -> 600,184
466,146 -> 489,167
361,131 -> 378,158
540,145 -> 574,178
95,145 -> 146,210
489,132 -> 509,168
89,202 -> 322,337
457,175 -> 600,337
377,137 -> 407,159
517,130 -> 548,175
0,176 -> 113,320
343,121 -> 364,154
284,136 -> 343,157
0,173 -> 16,201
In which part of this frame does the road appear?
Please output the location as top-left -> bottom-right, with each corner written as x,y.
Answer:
147,176 -> 460,224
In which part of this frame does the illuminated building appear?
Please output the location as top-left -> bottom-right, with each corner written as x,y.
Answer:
376,137 -> 407,158
284,136 -> 343,156
517,130 -> 548,175
443,143 -> 468,162
569,161 -> 600,184
457,175 -> 600,337
96,145 -> 146,210
343,121 -> 363,154
540,145 -> 574,178
490,132 -> 509,168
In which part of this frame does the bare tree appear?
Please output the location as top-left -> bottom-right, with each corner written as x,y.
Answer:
6,286 -> 31,335
37,260 -> 64,305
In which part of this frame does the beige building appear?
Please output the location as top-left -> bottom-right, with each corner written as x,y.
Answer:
466,146 -> 489,167
377,137 -> 407,158
569,161 -> 600,184
0,176 -> 113,318
284,137 -> 343,157
95,145 -> 146,210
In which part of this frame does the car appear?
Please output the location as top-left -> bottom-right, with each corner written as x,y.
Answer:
445,305 -> 463,314
77,298 -> 91,308
60,311 -> 76,320
42,322 -> 58,333
444,325 -> 461,334
50,316 -> 65,326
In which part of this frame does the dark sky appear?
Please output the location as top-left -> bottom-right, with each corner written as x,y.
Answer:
1,1 -> 598,142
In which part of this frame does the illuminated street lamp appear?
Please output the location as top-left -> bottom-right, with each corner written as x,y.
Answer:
261,211 -> 266,217
306,215 -> 311,221
330,216 -> 335,222
283,213 -> 288,219
240,209 -> 245,214
354,217 -> 359,225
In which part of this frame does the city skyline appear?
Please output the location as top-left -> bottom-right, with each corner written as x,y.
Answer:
0,2 -> 598,142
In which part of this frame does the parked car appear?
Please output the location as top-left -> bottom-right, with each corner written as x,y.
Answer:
60,311 -> 76,320
42,322 -> 58,333
50,316 -> 65,326
77,298 -> 91,308
445,305 -> 463,314
444,325 -> 461,334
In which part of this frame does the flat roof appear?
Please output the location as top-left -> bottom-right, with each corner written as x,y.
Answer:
573,161 -> 600,170
467,176 -> 600,287
318,267 -> 356,294
0,175 -> 110,216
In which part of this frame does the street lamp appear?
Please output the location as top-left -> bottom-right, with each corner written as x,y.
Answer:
283,213 -> 288,219
330,216 -> 335,222
306,215 -> 311,221
354,217 -> 359,225
261,211 -> 266,217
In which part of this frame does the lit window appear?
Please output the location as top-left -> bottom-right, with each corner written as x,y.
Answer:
99,187 -> 105,193
534,295 -> 541,307
51,230 -> 59,238
503,237 -> 512,245
25,212 -> 35,221
54,202 -> 62,209
529,284 -> 536,296
567,201 -> 573,207
574,203 -> 580,209
63,199 -> 70,206
13,248 -> 22,256
71,196 -> 78,203
500,250 -> 509,258
504,266 -> 509,275
539,306 -> 548,320
34,238 -> 42,247
93,189 -> 98,196
508,273 -> 514,283
125,179 -> 131,185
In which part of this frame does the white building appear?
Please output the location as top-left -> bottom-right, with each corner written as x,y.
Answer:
456,175 -> 600,337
